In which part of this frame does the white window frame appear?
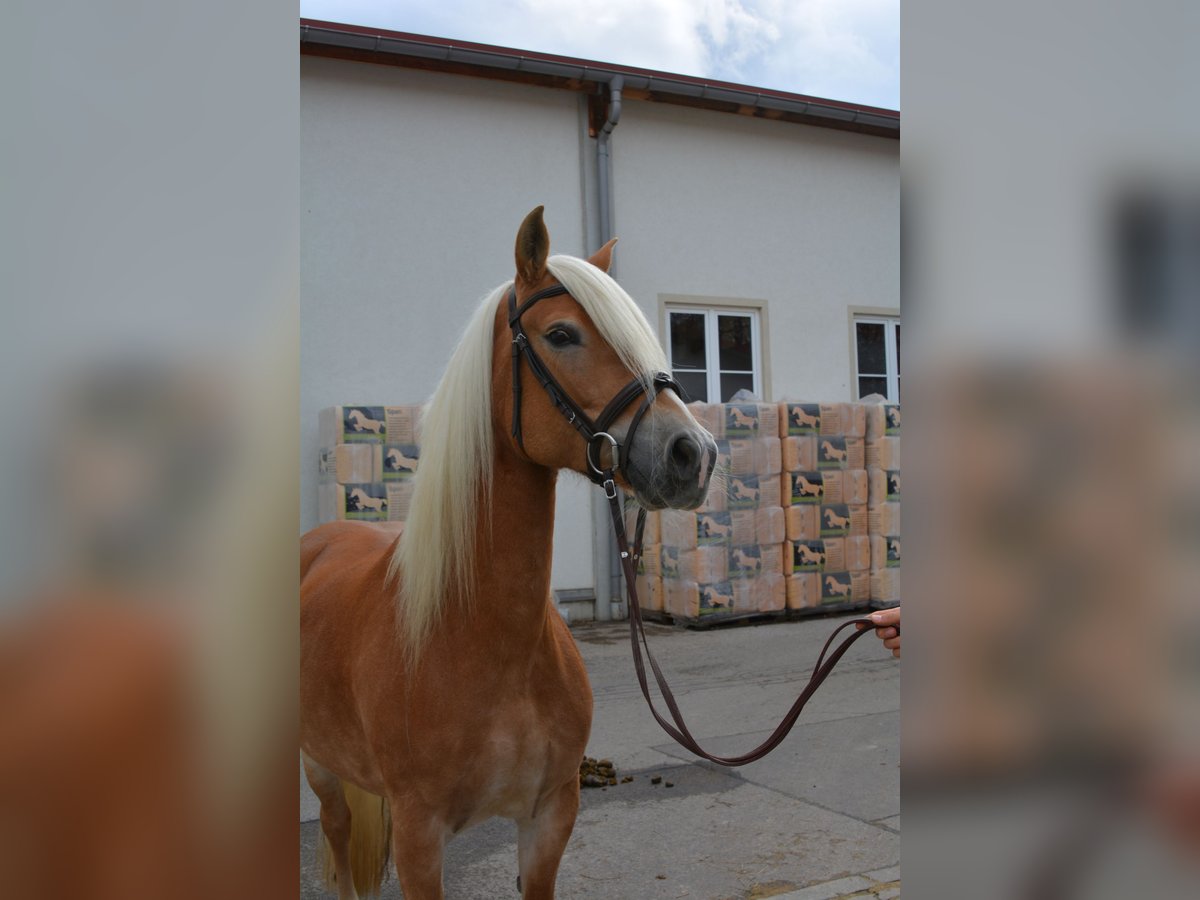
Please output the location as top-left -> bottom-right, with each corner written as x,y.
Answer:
665,305 -> 763,403
852,314 -> 900,401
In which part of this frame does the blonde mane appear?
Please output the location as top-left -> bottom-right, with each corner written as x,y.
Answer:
388,254 -> 667,655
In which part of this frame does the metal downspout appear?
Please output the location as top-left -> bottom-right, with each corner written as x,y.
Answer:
593,75 -> 623,622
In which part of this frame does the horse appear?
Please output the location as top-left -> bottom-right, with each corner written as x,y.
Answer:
886,406 -> 901,429
820,440 -> 847,462
347,408 -> 385,434
699,515 -> 731,539
300,207 -> 717,900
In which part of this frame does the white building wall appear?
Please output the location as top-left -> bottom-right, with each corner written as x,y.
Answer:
301,55 -> 898,598
300,57 -> 596,591
611,100 -> 899,400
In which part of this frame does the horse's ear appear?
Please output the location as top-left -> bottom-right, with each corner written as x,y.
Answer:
515,206 -> 550,286
587,237 -> 618,273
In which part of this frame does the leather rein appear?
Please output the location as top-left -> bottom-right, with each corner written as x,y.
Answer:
509,282 -> 877,767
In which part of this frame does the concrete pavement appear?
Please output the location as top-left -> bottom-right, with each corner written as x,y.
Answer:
300,614 -> 900,899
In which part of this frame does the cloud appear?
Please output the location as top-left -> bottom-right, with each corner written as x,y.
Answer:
300,0 -> 898,108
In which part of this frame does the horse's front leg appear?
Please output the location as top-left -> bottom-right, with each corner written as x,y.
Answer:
517,777 -> 580,900
389,805 -> 447,900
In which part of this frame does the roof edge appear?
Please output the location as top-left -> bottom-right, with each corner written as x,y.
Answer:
300,19 -> 899,138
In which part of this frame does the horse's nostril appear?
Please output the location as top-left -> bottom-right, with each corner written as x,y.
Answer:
670,434 -> 700,477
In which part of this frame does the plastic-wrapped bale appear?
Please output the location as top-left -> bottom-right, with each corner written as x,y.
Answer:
318,405 -> 423,447
781,469 -> 868,506
867,467 -> 900,506
865,435 -> 900,470
785,503 -> 868,541
785,537 -> 871,575
721,402 -> 780,439
864,402 -> 900,442
317,482 -> 398,523
319,444 -> 381,484
634,573 -> 664,613
785,571 -> 870,611
816,435 -> 865,470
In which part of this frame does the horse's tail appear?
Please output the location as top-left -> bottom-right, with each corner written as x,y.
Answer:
322,780 -> 392,897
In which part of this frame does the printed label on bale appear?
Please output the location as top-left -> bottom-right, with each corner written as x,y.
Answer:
884,404 -> 900,435
788,471 -> 824,504
818,436 -> 849,469
727,474 -> 760,509
886,537 -> 901,567
342,406 -> 386,442
384,406 -> 421,444
821,571 -> 854,603
382,443 -> 420,481
724,404 -> 760,436
791,540 -> 827,572
660,546 -> 681,579
783,403 -> 821,435
699,581 -> 735,615
696,511 -> 731,547
886,470 -> 900,501
343,483 -> 388,521
820,504 -> 852,537
728,544 -> 763,577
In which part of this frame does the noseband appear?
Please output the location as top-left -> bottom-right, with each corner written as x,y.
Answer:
507,283 -> 683,496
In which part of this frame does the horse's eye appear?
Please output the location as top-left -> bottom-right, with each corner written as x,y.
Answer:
545,328 -> 577,347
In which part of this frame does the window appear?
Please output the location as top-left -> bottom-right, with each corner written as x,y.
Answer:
666,307 -> 761,403
854,316 -> 900,400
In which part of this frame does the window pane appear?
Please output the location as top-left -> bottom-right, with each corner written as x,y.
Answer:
674,370 -> 708,403
856,322 -> 886,374
719,372 -> 754,402
717,314 -> 753,371
858,376 -> 888,399
669,312 -> 707,369
894,323 -> 900,374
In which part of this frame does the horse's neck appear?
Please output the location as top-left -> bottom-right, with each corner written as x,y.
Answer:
457,444 -> 560,651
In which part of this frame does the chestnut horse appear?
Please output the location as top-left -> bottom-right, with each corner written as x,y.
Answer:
301,208 -> 716,899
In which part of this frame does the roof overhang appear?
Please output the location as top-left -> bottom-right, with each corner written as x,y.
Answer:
300,19 -> 899,140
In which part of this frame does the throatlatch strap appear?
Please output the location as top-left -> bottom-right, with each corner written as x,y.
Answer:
608,493 -> 878,767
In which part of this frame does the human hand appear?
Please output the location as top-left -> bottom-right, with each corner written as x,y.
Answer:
857,606 -> 900,658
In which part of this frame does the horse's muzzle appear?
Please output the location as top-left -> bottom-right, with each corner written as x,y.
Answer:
625,426 -> 717,510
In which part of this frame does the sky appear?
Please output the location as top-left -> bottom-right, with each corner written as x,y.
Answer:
299,0 -> 899,110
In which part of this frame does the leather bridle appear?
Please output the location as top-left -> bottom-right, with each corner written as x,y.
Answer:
508,283 -> 683,496
509,281 -> 881,768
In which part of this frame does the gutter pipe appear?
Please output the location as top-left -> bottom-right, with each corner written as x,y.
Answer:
591,75 -> 623,622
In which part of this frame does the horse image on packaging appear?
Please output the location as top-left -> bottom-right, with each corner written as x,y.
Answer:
789,404 -> 820,432
730,547 -> 761,575
301,208 -> 716,900
345,407 -> 386,436
823,507 -> 850,530
792,473 -> 823,501
384,446 -> 419,478
795,543 -> 826,568
824,574 -> 851,597
701,584 -> 734,610
820,439 -> 847,463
